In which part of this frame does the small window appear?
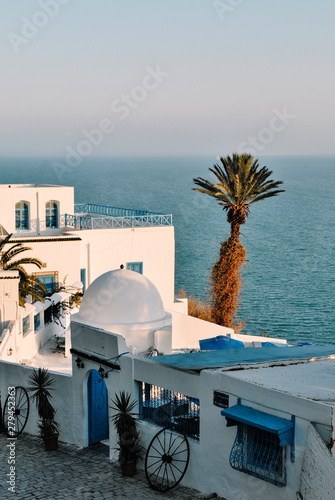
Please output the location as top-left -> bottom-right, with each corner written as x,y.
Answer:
33,272 -> 58,295
22,315 -> 30,334
126,262 -> 143,274
15,202 -> 29,230
34,313 -> 41,331
229,423 -> 286,487
222,405 -> 293,488
46,201 -> 58,228
139,382 -> 200,441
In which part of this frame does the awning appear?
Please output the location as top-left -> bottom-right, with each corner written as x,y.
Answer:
221,405 -> 294,446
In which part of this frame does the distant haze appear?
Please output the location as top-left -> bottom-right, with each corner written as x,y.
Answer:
1,0 -> 334,157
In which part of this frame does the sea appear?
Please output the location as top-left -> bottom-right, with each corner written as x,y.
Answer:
0,155 -> 334,345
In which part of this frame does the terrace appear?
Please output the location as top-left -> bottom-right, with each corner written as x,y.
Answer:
64,203 -> 173,230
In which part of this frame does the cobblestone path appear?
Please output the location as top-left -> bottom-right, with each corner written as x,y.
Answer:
0,434 -> 224,500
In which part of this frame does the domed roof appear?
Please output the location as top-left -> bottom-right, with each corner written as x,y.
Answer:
78,269 -> 166,326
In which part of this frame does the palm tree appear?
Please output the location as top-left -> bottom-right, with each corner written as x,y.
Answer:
0,234 -> 47,306
193,153 -> 284,327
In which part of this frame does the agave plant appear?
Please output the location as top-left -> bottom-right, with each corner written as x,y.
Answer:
27,368 -> 56,422
110,391 -> 143,465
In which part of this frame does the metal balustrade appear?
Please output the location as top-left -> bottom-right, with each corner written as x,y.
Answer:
12,206 -> 172,234
74,203 -> 158,217
65,212 -> 172,230
139,382 -> 200,441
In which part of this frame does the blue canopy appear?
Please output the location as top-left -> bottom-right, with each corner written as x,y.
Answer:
221,404 -> 294,446
199,336 -> 245,351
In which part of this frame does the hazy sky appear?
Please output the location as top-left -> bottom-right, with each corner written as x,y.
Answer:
1,0 -> 334,156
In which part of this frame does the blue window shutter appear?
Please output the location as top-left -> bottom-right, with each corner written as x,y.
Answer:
80,269 -> 86,291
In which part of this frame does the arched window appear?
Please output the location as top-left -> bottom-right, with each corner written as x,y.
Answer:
46,201 -> 58,228
15,202 -> 29,230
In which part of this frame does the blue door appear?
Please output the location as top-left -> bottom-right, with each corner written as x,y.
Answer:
88,370 -> 109,445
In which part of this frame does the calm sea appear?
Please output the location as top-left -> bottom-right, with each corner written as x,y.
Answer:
0,155 -> 334,345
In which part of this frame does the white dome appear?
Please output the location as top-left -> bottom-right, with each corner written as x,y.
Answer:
78,269 -> 166,326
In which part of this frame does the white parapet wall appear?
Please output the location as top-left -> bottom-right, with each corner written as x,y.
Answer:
0,327 -> 333,500
171,311 -> 234,349
298,423 -> 335,499
170,311 -> 287,350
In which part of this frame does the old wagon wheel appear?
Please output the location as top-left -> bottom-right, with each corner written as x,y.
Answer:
145,427 -> 190,491
3,387 -> 30,437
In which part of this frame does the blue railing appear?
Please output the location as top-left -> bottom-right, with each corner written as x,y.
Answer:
64,212 -> 172,230
74,203 -> 158,217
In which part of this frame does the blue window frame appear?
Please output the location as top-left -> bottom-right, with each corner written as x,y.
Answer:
15,202 -> 29,230
36,274 -> 56,294
46,201 -> 58,228
34,313 -> 41,331
23,315 -> 30,334
222,405 -> 294,487
80,268 -> 86,291
126,262 -> 143,274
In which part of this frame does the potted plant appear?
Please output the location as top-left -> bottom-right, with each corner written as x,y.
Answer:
110,391 -> 143,476
27,368 -> 60,450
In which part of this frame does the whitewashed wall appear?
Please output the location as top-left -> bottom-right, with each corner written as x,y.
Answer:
79,225 -> 175,309
170,311 -> 287,349
1,324 -> 333,500
299,424 -> 335,499
0,184 -> 74,236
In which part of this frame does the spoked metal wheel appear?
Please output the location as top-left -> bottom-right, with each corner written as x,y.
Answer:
145,427 -> 190,491
3,387 -> 30,437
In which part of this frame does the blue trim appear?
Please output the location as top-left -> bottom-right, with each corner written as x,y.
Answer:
23,315 -> 30,334
46,201 -> 58,228
74,203 -> 161,217
80,269 -> 86,291
229,421 -> 287,487
37,274 -> 56,294
34,313 -> 41,331
15,202 -> 29,230
221,405 -> 294,446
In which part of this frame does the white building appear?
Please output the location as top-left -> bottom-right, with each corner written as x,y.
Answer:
3,183 -> 333,499
0,269 -> 334,500
0,183 -> 178,311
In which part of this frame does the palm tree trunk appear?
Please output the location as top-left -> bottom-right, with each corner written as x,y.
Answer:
230,222 -> 240,241
211,236 -> 246,328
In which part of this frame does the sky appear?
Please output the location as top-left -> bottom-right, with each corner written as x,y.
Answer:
1,0 -> 334,157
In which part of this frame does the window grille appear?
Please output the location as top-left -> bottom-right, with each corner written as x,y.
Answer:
139,382 -> 200,441
229,423 -> 286,487
34,313 -> 41,331
46,201 -> 58,228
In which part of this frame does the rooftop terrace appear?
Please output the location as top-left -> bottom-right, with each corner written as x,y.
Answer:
65,203 -> 172,230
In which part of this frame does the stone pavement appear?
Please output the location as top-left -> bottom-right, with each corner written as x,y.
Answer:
0,434 -> 225,500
